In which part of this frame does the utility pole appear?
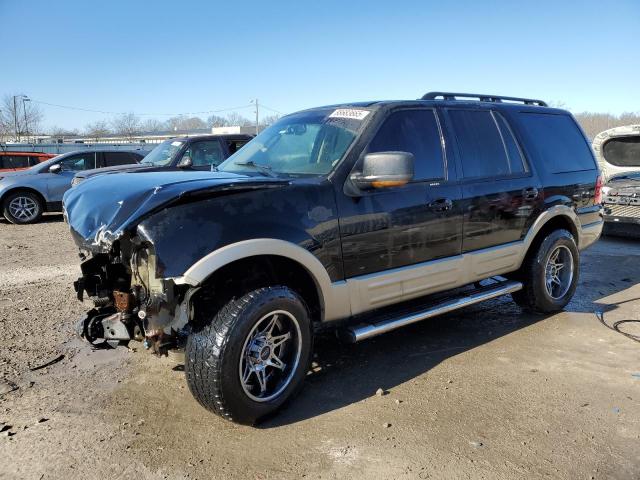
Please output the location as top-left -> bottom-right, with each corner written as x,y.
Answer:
253,98 -> 259,136
13,95 -> 19,142
22,97 -> 30,141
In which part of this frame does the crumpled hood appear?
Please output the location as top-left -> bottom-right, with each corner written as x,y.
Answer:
63,170 -> 288,251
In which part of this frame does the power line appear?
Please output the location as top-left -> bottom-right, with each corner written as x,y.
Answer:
260,103 -> 286,115
29,99 -> 257,117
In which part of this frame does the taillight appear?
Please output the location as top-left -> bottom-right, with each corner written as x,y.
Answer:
594,175 -> 603,204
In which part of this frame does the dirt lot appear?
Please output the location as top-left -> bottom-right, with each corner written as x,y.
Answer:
1,214 -> 639,479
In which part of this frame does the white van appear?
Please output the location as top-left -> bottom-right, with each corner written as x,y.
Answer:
592,124 -> 640,180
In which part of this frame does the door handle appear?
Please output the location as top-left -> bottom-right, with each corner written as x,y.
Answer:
522,187 -> 539,201
428,198 -> 453,212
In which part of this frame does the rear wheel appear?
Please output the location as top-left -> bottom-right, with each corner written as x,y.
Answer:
512,229 -> 579,313
3,191 -> 43,224
185,286 -> 313,425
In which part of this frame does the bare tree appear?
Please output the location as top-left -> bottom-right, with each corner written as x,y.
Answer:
260,114 -> 281,128
0,94 -> 44,140
49,126 -> 79,138
574,111 -> 640,140
165,116 -> 207,131
140,118 -> 165,133
206,114 -> 229,128
84,120 -> 111,140
111,113 -> 141,141
225,112 -> 252,127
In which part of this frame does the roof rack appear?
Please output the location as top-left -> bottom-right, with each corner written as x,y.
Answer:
421,91 -> 548,107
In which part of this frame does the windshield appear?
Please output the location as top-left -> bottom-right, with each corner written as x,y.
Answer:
218,108 -> 369,177
141,140 -> 184,166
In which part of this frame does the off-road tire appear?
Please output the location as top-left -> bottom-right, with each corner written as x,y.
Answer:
185,286 -> 313,425
512,229 -> 579,313
2,191 -> 43,224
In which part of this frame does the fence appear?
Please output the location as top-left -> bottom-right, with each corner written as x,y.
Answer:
0,142 -> 156,155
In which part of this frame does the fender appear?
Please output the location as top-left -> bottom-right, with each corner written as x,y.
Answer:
174,238 -> 351,322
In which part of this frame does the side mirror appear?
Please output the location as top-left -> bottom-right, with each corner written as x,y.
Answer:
177,155 -> 192,168
350,151 -> 414,190
49,164 -> 62,174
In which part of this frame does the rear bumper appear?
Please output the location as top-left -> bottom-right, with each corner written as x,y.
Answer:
579,220 -> 603,250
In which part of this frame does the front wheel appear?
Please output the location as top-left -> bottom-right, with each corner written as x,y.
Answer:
3,191 -> 43,224
512,229 -> 579,313
185,286 -> 313,425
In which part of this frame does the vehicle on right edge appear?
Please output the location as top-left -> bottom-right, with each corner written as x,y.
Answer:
65,92 -> 604,425
592,125 -> 640,237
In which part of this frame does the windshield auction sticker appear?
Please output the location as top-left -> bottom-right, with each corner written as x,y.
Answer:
328,109 -> 370,121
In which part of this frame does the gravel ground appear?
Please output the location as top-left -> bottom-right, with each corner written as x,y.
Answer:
1,214 -> 639,479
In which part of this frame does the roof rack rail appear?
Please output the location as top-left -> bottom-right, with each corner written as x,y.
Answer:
422,91 -> 548,107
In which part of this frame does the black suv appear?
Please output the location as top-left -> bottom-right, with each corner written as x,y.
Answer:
70,134 -> 253,186
64,92 -> 603,424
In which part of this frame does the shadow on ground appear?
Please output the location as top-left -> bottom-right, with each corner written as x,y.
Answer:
260,236 -> 640,427
0,213 -> 64,224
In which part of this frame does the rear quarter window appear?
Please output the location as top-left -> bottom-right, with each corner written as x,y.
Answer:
517,112 -> 596,173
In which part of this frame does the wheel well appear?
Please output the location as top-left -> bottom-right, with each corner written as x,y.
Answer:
192,255 -> 323,327
1,187 -> 47,211
515,215 -> 579,276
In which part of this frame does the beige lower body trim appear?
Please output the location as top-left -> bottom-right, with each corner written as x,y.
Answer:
346,241 -> 524,315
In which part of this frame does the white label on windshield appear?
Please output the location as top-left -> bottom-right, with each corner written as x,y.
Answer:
328,109 -> 370,121
171,141 -> 182,146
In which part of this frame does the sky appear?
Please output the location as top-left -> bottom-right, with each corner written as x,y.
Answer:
0,0 -> 638,131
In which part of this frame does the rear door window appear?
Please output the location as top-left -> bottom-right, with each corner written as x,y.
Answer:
602,137 -> 640,167
448,110 -> 512,179
104,152 -> 139,166
367,109 -> 445,181
517,113 -> 596,173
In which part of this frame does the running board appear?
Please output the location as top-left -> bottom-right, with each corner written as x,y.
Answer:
342,280 -> 523,343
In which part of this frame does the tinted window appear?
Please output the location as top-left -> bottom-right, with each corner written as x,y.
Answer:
2,156 -> 30,168
226,139 -> 249,155
448,110 -> 511,178
494,113 -> 527,174
518,113 -> 595,173
368,109 -> 445,180
58,153 -> 96,171
182,140 -> 224,167
602,137 -> 640,167
104,152 -> 139,166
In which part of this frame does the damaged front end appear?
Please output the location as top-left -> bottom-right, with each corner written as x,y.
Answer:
74,234 -> 196,353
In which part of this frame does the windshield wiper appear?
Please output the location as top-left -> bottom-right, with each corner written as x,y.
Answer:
234,161 -> 277,178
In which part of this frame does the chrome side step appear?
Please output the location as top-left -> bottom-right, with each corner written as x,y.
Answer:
343,280 -> 523,343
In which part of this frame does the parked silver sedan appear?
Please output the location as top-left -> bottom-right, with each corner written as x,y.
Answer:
0,150 -> 144,224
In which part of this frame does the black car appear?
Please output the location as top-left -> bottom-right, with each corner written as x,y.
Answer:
64,92 -> 603,424
71,134 -> 253,186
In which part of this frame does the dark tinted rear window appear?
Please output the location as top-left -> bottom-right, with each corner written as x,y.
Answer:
602,137 -> 640,167
518,113 -> 595,173
448,110 -> 511,178
104,152 -> 140,166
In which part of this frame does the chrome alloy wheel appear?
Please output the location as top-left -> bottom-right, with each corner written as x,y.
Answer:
8,195 -> 39,222
544,245 -> 574,299
239,310 -> 302,402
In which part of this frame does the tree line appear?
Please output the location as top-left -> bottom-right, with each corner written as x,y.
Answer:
1,92 -> 638,142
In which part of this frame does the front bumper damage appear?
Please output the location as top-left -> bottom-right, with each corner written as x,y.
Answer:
73,238 -> 197,353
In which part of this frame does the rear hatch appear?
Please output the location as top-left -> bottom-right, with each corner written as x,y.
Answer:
592,125 -> 640,180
